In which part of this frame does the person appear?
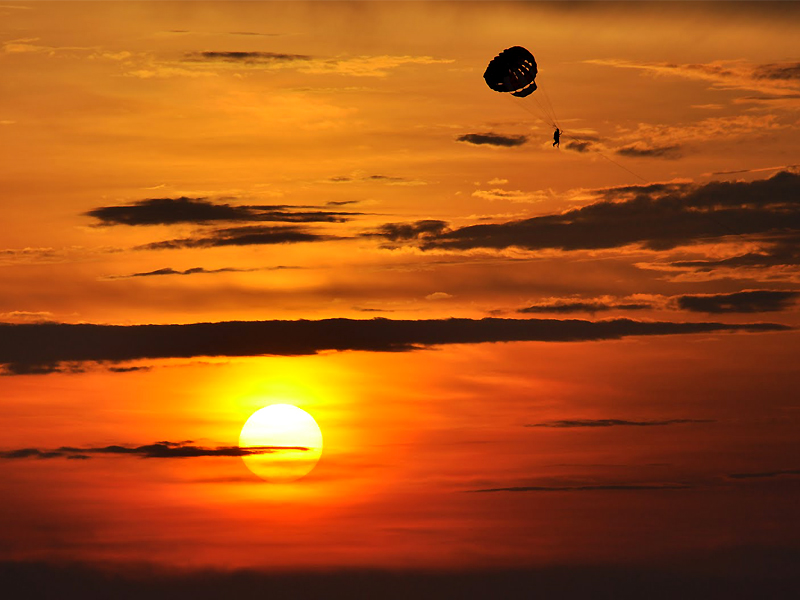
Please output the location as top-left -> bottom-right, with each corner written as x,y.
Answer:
553,127 -> 560,148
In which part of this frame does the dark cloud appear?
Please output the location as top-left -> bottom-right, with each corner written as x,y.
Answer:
228,31 -> 281,37
668,233 -> 800,269
0,441 -> 309,460
184,51 -> 310,63
753,62 -> 800,80
527,419 -> 714,428
456,133 -> 528,147
86,197 -> 358,226
386,171 -> 800,253
0,317 -> 788,375
1,361 -> 84,376
324,174 -> 415,185
519,301 -> 652,314
365,220 -> 449,242
106,265 -> 296,279
565,140 -> 594,153
470,483 -> 693,493
674,290 -> 800,313
616,144 -> 683,159
727,469 -> 800,479
3,559 -> 798,600
139,225 -> 336,250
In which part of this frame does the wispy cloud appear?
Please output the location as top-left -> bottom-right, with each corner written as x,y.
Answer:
139,225 -> 338,250
174,51 -> 452,78
103,265 -> 297,280
0,441 -> 310,460
470,483 -> 693,493
727,469 -> 800,479
526,419 -> 714,428
184,51 -> 311,64
585,58 -> 800,99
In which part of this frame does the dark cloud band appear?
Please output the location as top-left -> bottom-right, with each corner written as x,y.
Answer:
526,419 -> 714,428
0,317 -> 789,375
456,133 -> 528,147
0,441 -> 309,460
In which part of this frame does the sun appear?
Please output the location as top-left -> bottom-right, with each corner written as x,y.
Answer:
239,404 -> 323,483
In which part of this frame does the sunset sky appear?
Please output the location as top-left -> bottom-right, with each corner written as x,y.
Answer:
1,1 -> 799,596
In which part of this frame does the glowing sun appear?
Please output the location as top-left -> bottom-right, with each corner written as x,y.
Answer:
239,404 -> 323,483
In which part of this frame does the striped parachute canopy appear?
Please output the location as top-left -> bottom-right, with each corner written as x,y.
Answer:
483,46 -> 538,98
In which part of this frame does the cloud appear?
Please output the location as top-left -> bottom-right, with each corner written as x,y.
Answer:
585,58 -> 800,99
425,292 -> 453,301
673,290 -> 800,313
727,469 -> 800,479
526,419 -> 714,428
616,144 -> 682,159
565,140 -> 594,153
519,300 -> 652,315
387,171 -> 800,253
180,51 -> 452,77
456,133 -> 528,147
184,51 -> 311,63
0,441 -> 310,460
0,317 -> 789,375
470,483 -> 693,493
139,225 -> 337,250
365,220 -> 448,243
0,311 -> 55,322
86,197 -> 359,226
3,560 -> 796,599
104,265 -> 296,280
324,174 -> 424,186
752,62 -> 800,81
471,189 -> 544,203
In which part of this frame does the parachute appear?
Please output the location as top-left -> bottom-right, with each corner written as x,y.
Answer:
483,46 -> 538,98
483,45 -> 560,132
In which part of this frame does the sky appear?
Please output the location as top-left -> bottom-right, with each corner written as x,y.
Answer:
1,1 -> 799,596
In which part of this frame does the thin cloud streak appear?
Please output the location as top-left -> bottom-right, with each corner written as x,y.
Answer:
526,419 -> 714,428
470,484 -> 693,493
87,197 -> 360,226
0,441 -> 310,460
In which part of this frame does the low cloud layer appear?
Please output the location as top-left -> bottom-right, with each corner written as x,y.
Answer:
527,419 -> 714,428
105,265 -> 296,279
87,197 -> 358,226
0,440 -> 309,460
372,171 -> 800,254
184,51 -> 311,63
0,317 -> 788,375
673,290 -> 800,313
519,301 -> 652,315
616,144 -> 682,159
139,225 -> 336,250
471,483 -> 693,493
456,133 -> 528,147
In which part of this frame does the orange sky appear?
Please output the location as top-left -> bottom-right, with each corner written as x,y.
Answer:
1,2 -> 799,594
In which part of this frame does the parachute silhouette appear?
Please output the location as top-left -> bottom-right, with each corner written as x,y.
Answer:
483,46 -> 538,98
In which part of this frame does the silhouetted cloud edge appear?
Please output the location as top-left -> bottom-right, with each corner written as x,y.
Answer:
0,317 -> 790,375
0,441 -> 310,460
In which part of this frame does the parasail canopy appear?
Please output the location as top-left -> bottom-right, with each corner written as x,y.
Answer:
483,46 -> 538,98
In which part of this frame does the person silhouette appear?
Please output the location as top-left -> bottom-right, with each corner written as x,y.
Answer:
553,127 -> 560,148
